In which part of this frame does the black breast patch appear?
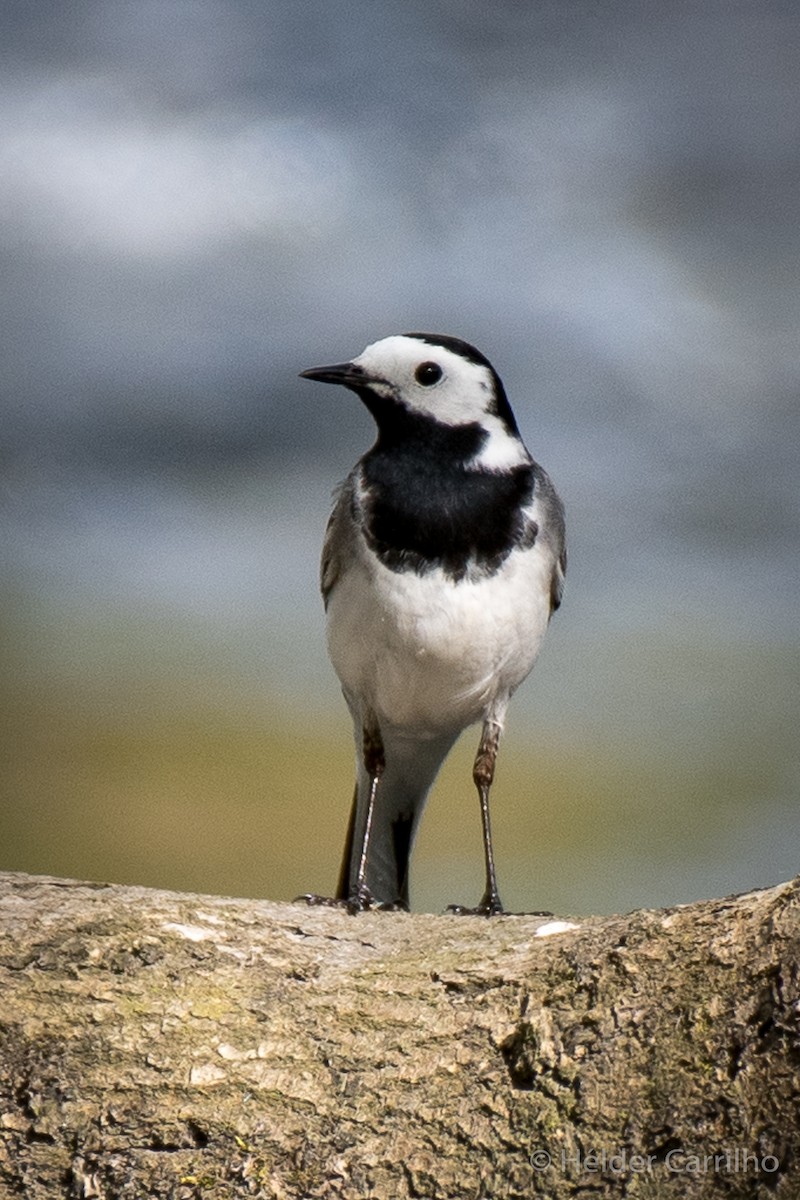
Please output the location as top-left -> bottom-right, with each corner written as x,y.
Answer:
360,420 -> 536,581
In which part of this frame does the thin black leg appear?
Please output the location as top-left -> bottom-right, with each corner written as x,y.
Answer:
347,718 -> 385,912
447,719 -> 505,916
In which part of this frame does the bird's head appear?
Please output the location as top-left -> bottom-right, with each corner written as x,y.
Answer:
301,333 -> 526,468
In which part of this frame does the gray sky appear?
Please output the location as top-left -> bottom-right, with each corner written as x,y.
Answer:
5,0 -> 798,632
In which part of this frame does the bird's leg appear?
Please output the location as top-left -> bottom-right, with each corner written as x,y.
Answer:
447,719 -> 505,916
347,717 -> 385,913
474,719 -> 504,913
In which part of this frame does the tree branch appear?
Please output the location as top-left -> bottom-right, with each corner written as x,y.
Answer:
1,871 -> 798,1198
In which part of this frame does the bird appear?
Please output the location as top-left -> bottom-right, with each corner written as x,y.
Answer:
299,332 -> 566,915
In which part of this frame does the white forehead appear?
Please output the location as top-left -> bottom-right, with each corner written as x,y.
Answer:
352,335 -> 495,425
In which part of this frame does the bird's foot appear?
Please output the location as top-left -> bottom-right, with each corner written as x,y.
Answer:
345,883 -> 374,914
295,893 -> 347,909
295,889 -> 408,915
445,901 -> 555,918
446,891 -> 506,918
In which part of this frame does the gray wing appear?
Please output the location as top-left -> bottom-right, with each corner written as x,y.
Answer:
550,539 -> 567,613
320,474 -> 358,610
531,462 -> 567,615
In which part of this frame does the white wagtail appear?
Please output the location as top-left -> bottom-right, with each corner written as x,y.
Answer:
300,333 -> 566,915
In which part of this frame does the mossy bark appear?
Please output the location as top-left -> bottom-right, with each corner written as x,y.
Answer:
1,871 -> 798,1199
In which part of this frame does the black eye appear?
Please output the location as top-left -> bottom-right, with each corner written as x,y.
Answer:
415,361 -> 442,386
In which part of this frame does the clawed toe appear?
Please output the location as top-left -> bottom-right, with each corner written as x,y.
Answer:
295,893 -> 348,909
296,888 -> 406,914
446,893 -> 506,917
294,890 -> 372,913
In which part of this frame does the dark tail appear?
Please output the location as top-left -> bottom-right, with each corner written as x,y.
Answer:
335,786 -> 358,901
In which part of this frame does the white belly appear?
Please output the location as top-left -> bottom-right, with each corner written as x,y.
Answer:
326,542 -> 552,737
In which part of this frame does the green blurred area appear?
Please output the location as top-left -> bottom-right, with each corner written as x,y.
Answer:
2,586 -> 797,916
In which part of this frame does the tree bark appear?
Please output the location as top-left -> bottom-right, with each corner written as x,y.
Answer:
0,871 -> 798,1199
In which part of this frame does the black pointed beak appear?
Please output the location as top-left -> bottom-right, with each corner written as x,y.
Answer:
299,361 -> 367,387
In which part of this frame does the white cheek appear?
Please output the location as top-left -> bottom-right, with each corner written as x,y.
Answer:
416,377 -> 503,425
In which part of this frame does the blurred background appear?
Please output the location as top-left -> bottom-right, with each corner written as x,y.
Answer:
1,0 -> 798,916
